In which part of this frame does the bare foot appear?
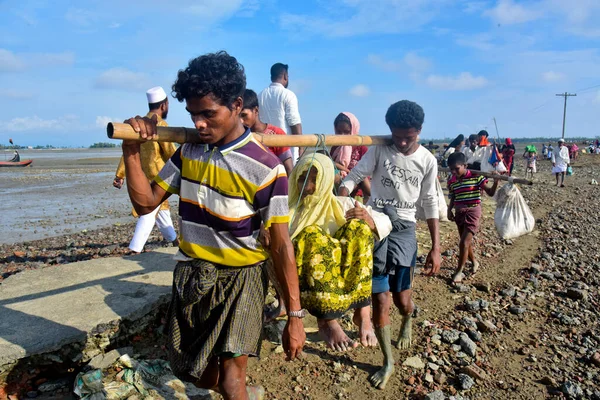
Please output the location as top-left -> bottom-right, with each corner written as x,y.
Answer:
472,260 -> 480,273
317,318 -> 358,352
353,307 -> 378,347
452,271 -> 466,284
263,299 -> 286,323
369,364 -> 394,390
247,385 -> 265,400
395,315 -> 412,350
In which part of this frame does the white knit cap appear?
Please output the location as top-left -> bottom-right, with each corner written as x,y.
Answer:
146,86 -> 167,104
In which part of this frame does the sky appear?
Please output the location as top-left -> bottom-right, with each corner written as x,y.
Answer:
1,0 -> 599,147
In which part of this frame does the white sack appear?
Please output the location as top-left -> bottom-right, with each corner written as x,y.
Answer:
494,181 -> 535,239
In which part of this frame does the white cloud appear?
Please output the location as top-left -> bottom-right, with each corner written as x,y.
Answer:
542,71 -> 565,82
349,84 -> 370,97
404,52 -> 433,74
463,1 -> 488,14
484,0 -> 542,25
280,0 -> 450,37
426,72 -> 489,90
95,68 -> 151,91
31,52 -> 75,67
0,49 -> 26,72
0,49 -> 74,72
0,89 -> 34,100
2,115 -> 79,132
96,116 -> 122,128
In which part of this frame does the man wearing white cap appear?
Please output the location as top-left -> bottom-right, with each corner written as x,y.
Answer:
113,86 -> 179,253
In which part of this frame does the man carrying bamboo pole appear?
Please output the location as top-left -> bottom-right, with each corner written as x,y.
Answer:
120,51 -> 305,400
113,86 -> 178,253
339,100 -> 441,390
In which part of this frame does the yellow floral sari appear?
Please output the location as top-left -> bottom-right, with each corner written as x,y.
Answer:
289,153 -> 374,319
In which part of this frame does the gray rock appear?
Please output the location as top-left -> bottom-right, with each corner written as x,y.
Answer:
464,300 -> 481,312
425,390 -> 446,400
38,379 -> 70,393
509,306 -> 526,315
566,288 -> 588,301
403,356 -> 425,369
338,373 -> 352,383
562,381 -> 584,399
540,271 -> 555,280
453,284 -> 471,293
476,320 -> 497,333
428,362 -> 440,371
541,252 -> 553,260
431,334 -> 442,346
460,317 -> 478,331
500,286 -> 516,297
442,329 -> 461,344
527,276 -> 540,288
467,329 -> 482,342
474,282 -> 491,293
263,320 -> 286,343
458,373 -> 475,390
87,347 -> 133,370
459,333 -> 477,357
530,264 -> 541,274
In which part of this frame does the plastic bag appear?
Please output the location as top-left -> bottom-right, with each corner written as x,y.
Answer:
73,370 -> 106,400
567,166 -> 573,176
494,181 -> 535,239
416,178 -> 448,222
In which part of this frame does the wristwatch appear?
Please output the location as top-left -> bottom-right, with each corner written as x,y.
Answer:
288,309 -> 306,319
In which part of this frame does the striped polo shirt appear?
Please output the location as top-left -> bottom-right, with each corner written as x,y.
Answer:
447,170 -> 488,207
155,128 -> 289,267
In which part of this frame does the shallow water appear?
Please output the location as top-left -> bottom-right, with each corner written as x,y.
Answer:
0,149 -> 139,244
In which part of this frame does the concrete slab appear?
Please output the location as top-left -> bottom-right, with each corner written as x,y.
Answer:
0,248 -> 177,367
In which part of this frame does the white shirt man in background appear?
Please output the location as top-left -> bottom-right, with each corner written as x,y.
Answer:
552,138 -> 570,187
258,63 -> 303,163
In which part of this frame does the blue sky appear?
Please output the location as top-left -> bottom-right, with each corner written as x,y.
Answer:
1,0 -> 599,146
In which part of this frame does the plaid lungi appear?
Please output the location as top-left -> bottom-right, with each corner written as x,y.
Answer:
167,259 -> 268,380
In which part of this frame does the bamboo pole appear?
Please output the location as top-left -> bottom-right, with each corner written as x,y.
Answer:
107,122 -> 393,147
439,167 -> 533,185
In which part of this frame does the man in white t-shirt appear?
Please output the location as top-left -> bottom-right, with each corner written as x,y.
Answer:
258,63 -> 303,163
552,138 -> 570,187
340,100 -> 441,390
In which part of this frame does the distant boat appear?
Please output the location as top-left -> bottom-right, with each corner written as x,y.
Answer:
0,159 -> 33,167
1,150 -> 32,167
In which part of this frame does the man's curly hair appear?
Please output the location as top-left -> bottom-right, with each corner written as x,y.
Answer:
385,100 -> 425,130
172,51 -> 246,109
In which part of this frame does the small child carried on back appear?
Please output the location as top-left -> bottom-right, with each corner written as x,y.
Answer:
524,151 -> 537,180
446,152 -> 499,284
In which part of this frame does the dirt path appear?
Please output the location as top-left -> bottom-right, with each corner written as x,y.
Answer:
3,153 -> 600,400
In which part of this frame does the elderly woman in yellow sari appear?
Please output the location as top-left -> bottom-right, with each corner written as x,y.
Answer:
287,152 -> 392,351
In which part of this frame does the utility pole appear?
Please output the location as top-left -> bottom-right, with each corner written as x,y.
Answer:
555,92 -> 577,139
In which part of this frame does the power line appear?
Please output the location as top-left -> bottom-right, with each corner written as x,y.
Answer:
555,92 -> 577,139
575,83 -> 600,94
